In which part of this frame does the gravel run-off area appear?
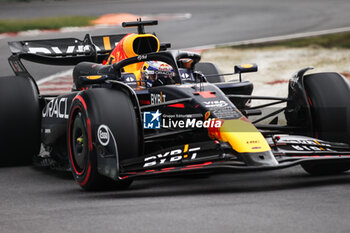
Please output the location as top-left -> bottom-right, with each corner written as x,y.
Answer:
201,46 -> 350,123
201,46 -> 350,99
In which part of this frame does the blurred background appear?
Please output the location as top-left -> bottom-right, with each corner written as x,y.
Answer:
1,0 -> 350,79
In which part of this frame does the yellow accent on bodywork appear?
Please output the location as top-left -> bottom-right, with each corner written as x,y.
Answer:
118,34 -> 161,83
122,34 -> 160,82
210,117 -> 271,153
184,144 -> 189,153
86,75 -> 102,80
122,33 -> 160,58
103,36 -> 111,50
204,111 -> 211,121
241,64 -> 254,69
314,140 -> 325,151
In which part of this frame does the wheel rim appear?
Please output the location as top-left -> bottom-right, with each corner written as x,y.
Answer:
71,112 -> 88,173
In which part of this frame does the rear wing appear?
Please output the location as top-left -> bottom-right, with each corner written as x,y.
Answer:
7,33 -> 128,91
8,33 -> 127,66
8,32 -> 170,76
7,33 -> 127,94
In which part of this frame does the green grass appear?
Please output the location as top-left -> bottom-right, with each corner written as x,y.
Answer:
0,16 -> 97,33
0,0 -> 52,2
0,0 -> 30,2
233,32 -> 350,49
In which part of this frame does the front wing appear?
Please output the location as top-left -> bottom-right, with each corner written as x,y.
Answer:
115,135 -> 350,180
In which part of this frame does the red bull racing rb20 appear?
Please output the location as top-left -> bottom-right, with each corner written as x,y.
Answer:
1,20 -> 350,190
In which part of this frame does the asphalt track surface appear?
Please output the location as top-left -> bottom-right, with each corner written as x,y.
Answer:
1,0 -> 350,232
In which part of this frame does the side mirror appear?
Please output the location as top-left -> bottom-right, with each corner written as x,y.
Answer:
234,63 -> 258,81
78,75 -> 111,84
234,63 -> 258,74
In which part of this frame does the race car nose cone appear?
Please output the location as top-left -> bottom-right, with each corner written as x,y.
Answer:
239,150 -> 278,166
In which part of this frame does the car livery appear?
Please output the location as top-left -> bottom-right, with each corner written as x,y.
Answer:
1,19 -> 350,190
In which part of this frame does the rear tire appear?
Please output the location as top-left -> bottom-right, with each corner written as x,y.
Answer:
302,72 -> 350,175
0,76 -> 41,165
195,62 -> 224,83
68,88 -> 140,191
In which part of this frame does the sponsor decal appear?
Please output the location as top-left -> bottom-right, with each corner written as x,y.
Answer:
181,73 -> 189,79
125,76 -> 135,82
291,145 -> 333,151
26,39 -> 119,55
177,83 -> 210,88
123,74 -> 137,85
44,129 -> 51,134
137,54 -> 147,61
180,72 -> 194,81
143,144 -> 200,167
120,73 -> 137,85
212,106 -> 241,119
246,140 -> 260,144
28,45 -> 98,55
97,125 -> 110,146
285,139 -> 331,147
42,97 -> 69,119
280,139 -> 334,152
154,70 -> 173,76
150,92 -> 166,104
203,100 -> 228,108
143,110 -> 161,129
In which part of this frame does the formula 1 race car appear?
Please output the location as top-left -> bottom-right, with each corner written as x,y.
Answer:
1,20 -> 350,190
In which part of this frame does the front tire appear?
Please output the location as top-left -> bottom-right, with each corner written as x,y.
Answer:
195,62 -> 224,83
68,88 -> 140,191
301,72 -> 350,175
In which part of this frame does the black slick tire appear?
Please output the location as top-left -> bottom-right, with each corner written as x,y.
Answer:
195,62 -> 224,83
302,72 -> 350,175
0,76 -> 41,165
68,88 -> 139,191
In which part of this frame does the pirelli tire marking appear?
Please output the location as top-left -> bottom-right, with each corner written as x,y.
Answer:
97,125 -> 110,146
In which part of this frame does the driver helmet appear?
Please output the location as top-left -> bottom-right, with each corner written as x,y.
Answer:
141,61 -> 174,87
